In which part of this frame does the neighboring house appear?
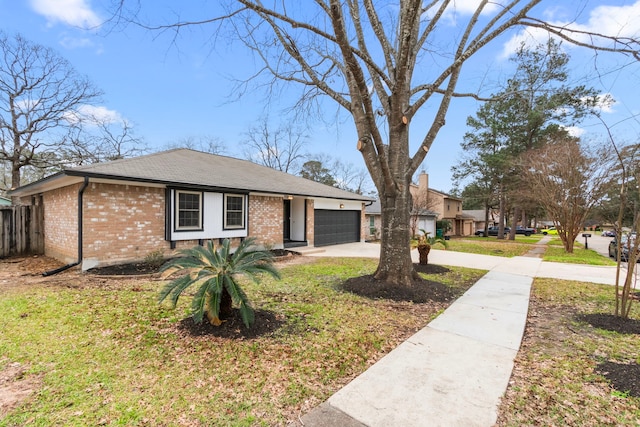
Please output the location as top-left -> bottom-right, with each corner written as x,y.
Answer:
9,149 -> 373,270
365,199 -> 437,241
0,196 -> 11,206
364,199 -> 382,240
365,173 -> 465,240
410,173 -> 474,236
464,209 -> 498,234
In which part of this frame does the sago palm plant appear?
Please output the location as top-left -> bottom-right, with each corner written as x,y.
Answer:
159,237 -> 281,328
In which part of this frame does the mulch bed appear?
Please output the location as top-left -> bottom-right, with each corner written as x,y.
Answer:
576,313 -> 640,335
177,309 -> 288,340
576,313 -> 640,397
341,263 -> 461,303
87,250 -> 302,276
177,262 -> 459,338
87,262 -> 161,276
596,360 -> 640,398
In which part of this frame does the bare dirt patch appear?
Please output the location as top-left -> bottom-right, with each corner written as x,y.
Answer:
0,361 -> 41,418
0,255 -> 71,293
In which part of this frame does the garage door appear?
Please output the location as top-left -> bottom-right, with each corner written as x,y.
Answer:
314,210 -> 360,246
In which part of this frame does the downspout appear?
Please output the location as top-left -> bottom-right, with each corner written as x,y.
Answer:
43,176 -> 89,276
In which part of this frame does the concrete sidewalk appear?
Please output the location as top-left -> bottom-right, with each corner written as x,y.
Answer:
298,241 -> 620,286
295,242 -> 620,426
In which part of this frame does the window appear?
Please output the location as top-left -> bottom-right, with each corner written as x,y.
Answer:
224,194 -> 245,229
176,190 -> 202,230
369,216 -> 375,227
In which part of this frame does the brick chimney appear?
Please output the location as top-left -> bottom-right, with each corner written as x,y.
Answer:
419,172 -> 429,193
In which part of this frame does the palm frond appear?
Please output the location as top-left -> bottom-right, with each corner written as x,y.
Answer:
223,275 -> 254,327
238,303 -> 255,328
158,274 -> 191,306
190,283 -> 209,324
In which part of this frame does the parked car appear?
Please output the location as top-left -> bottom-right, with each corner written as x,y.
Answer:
601,230 -> 615,237
475,226 -> 511,236
515,226 -> 535,236
608,233 -> 639,262
540,227 -> 558,235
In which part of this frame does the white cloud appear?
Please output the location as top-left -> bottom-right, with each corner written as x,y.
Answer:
59,36 -> 94,50
446,0 -> 500,15
423,0 -> 499,24
592,93 -> 616,114
564,126 -> 585,137
29,0 -> 101,29
64,105 -> 123,125
501,1 -> 640,58
499,27 -> 553,59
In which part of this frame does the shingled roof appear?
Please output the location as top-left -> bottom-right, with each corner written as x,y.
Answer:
10,149 -> 373,201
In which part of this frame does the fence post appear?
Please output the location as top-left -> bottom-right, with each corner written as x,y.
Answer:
0,204 -> 44,258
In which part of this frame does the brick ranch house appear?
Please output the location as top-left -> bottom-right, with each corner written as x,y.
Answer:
9,149 -> 373,270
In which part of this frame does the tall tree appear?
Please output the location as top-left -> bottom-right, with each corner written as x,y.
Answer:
119,1 -> 639,286
521,134 -> 611,253
60,112 -> 147,166
242,118 -> 308,173
594,143 -> 640,228
299,159 -> 336,186
454,39 -> 605,239
0,32 -> 102,196
165,135 -> 226,155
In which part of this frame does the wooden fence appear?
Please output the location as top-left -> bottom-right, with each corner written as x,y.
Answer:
0,204 -> 44,258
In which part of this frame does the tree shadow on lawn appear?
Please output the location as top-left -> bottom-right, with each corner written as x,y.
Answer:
341,263 -> 462,303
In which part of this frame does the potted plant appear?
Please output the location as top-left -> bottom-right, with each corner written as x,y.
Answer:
415,229 -> 448,265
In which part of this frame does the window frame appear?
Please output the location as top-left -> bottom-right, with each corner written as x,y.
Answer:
223,193 -> 246,230
175,190 -> 204,231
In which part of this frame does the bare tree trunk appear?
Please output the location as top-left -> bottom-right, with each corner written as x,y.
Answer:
11,157 -> 21,205
508,206 -> 519,240
483,205 -> 490,237
558,228 -> 576,253
497,185 -> 506,240
375,187 -> 418,287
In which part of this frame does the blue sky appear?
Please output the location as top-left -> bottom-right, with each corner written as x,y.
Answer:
2,0 -> 640,193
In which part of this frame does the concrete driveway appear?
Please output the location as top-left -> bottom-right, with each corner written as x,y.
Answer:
583,232 -> 614,257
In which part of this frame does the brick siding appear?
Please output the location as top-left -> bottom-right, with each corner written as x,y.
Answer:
36,182 -> 360,265
248,195 -> 283,247
360,204 -> 367,242
82,182 -> 167,264
41,184 -> 80,263
306,199 -> 314,246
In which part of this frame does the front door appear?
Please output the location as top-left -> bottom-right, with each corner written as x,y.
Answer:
283,199 -> 291,242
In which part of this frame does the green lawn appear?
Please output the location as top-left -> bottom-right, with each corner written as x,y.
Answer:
542,244 -> 616,266
497,278 -> 640,425
0,258 -> 485,426
446,235 -> 617,265
445,236 -> 539,257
